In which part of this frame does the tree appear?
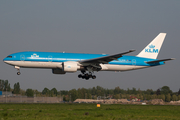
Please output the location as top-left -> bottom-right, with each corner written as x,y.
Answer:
158,94 -> 165,101
161,86 -> 172,95
114,94 -> 120,99
126,94 -> 130,99
132,88 -> 137,95
156,89 -> 161,95
151,94 -> 156,99
60,90 -> 68,95
34,90 -> 40,97
63,95 -> 69,101
140,95 -> 143,100
4,80 -> 11,91
146,89 -> 154,95
13,82 -> 20,94
114,86 -> 121,94
69,89 -> 78,101
178,95 -> 180,101
0,79 -> 11,91
87,92 -> 92,99
77,88 -> 82,99
172,95 -> 177,101
178,89 -> 180,95
42,88 -> 50,95
26,89 -> 34,97
51,88 -> 58,96
0,79 -> 4,91
92,87 -> 96,95
165,93 -> 171,102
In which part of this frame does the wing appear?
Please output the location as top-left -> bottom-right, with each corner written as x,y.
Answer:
80,50 -> 135,64
145,58 -> 175,64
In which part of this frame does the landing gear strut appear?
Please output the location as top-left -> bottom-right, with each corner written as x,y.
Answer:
78,71 -> 96,80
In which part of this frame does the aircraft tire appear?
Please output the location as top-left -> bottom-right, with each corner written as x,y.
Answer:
92,75 -> 96,79
85,73 -> 89,77
17,72 -> 21,75
89,74 -> 92,78
85,76 -> 89,80
78,74 -> 82,78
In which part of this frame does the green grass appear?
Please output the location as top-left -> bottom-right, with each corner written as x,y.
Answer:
0,103 -> 180,120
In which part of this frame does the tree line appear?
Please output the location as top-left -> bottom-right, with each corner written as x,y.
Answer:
0,79 -> 180,102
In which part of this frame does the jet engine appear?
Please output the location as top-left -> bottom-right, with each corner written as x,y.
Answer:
62,62 -> 79,72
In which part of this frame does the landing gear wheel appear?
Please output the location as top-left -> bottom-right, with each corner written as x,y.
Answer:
85,73 -> 89,77
89,74 -> 92,78
92,75 -> 96,79
78,74 -> 82,78
17,72 -> 21,75
85,76 -> 89,80
78,71 -> 96,80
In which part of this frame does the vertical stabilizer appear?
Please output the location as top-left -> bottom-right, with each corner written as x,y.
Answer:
137,33 -> 166,59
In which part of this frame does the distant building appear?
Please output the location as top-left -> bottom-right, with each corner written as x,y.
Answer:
0,91 -> 13,97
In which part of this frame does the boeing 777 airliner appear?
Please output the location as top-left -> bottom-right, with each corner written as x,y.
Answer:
3,33 -> 174,80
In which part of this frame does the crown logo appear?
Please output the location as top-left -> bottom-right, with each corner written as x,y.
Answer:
31,54 -> 39,58
149,44 -> 155,48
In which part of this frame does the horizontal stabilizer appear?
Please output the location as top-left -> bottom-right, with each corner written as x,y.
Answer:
145,58 -> 175,64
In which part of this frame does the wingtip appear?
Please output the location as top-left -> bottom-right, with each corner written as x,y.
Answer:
129,50 -> 135,52
160,33 -> 167,35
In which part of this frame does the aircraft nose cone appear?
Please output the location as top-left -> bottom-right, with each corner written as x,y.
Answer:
3,58 -> 8,64
3,60 -> 7,63
3,58 -> 6,62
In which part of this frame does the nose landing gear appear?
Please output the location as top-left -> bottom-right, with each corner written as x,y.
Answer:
15,66 -> 21,75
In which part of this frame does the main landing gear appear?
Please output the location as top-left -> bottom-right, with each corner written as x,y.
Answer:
78,71 -> 96,80
15,66 -> 21,75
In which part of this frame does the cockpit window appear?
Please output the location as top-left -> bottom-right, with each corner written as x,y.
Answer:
7,56 -> 12,58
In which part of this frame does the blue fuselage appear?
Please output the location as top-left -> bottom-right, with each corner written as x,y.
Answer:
3,51 -> 164,67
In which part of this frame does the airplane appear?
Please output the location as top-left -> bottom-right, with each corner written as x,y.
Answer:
3,33 -> 174,80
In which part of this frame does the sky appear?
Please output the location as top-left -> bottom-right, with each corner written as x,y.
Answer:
0,1 -> 179,92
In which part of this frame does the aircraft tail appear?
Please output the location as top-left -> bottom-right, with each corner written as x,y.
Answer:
137,33 -> 166,59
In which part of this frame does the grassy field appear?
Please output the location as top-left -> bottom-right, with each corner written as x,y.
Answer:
0,103 -> 180,120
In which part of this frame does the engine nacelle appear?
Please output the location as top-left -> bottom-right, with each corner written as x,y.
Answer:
62,62 -> 79,72
52,68 -> 66,74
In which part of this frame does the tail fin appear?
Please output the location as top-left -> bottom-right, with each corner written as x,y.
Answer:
137,33 -> 166,59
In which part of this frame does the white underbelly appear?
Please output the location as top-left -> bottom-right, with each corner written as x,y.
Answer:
101,64 -> 148,71
4,61 -> 62,68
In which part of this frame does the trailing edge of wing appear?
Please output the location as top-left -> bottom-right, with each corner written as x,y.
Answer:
80,50 -> 135,64
145,58 -> 175,64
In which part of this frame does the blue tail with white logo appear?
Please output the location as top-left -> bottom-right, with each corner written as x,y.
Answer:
137,33 -> 166,59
